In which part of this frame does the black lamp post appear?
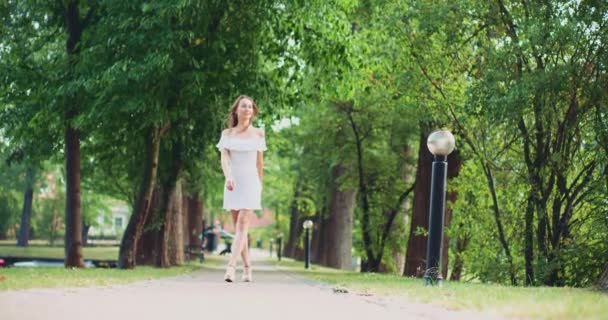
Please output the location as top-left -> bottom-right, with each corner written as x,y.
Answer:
277,233 -> 283,261
423,129 -> 456,287
303,219 -> 313,269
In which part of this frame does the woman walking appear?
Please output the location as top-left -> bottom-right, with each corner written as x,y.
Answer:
216,95 -> 266,282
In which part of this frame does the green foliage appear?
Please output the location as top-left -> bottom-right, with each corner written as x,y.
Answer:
449,158 -> 525,283
0,190 -> 20,238
32,170 -> 65,242
412,0 -> 608,286
1,0 -> 606,286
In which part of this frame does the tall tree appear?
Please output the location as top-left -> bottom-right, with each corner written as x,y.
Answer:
1,1 -> 99,267
62,0 -> 96,268
17,167 -> 37,246
185,192 -> 203,249
325,162 -> 357,269
600,264 -> 608,291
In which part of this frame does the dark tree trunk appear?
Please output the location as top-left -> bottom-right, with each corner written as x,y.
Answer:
64,119 -> 84,267
403,125 -> 458,277
311,210 -> 328,265
449,233 -> 469,281
404,126 -> 433,277
284,182 -> 303,258
119,128 -> 161,268
63,0 -> 94,269
599,263 -> 608,290
187,192 -> 203,248
361,257 -> 382,272
442,149 -> 462,279
50,208 -> 60,246
182,195 -> 189,246
309,204 -> 328,264
344,105 -> 377,272
325,164 -> 357,270
81,222 -> 90,246
136,188 -> 161,265
156,183 -> 175,268
17,168 -> 35,247
170,181 -> 185,265
156,141 -> 183,268
524,194 -> 535,285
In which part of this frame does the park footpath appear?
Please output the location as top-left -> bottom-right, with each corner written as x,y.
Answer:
0,249 -> 504,320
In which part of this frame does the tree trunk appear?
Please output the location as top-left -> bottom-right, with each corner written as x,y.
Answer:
378,220 -> 407,274
442,149 -> 462,279
136,188 -> 161,265
158,180 -> 184,266
156,139 -> 183,268
449,233 -> 469,281
284,182 -> 303,258
309,204 -> 328,264
168,180 -> 184,265
187,192 -> 203,248
524,194 -> 535,285
81,222 -> 90,246
182,195 -> 189,246
157,182 -> 176,268
599,263 -> 608,290
118,128 -> 161,268
50,208 -> 60,246
311,210 -> 328,265
63,0 -> 93,269
404,125 -> 459,277
64,119 -> 84,267
345,105 -> 377,272
404,126 -> 433,277
17,168 -> 35,247
325,164 -> 357,270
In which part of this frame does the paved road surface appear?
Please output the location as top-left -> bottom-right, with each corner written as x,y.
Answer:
0,249 -> 504,320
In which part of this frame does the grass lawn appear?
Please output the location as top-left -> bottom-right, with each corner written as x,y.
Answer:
0,245 -> 217,291
0,264 -> 202,291
0,245 -> 118,260
272,258 -> 608,320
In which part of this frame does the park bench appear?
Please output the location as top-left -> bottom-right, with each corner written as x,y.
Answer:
184,244 -> 205,263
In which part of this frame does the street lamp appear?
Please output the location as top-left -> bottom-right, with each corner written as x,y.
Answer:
303,219 -> 314,269
277,233 -> 283,261
424,129 -> 455,287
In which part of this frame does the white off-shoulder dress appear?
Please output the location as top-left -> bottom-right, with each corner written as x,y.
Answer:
216,132 -> 267,211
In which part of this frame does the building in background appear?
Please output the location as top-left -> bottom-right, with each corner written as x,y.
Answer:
88,206 -> 129,241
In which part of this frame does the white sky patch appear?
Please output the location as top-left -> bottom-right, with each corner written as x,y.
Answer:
271,116 -> 300,132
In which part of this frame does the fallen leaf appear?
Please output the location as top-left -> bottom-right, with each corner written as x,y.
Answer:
333,286 -> 349,294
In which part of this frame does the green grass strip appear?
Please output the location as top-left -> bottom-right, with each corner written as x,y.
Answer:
271,257 -> 608,320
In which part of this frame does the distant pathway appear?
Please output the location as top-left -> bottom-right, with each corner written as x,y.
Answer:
0,249 -> 504,320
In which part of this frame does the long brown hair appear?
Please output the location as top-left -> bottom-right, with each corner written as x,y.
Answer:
225,95 -> 259,129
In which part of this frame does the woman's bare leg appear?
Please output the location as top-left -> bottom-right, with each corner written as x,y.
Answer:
230,210 -> 251,266
227,210 -> 251,268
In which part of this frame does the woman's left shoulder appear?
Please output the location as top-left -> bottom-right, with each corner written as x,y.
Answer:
254,127 -> 265,138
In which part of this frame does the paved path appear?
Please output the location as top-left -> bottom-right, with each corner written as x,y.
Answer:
0,249 -> 504,320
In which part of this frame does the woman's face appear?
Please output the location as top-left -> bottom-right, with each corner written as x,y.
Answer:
236,98 -> 255,121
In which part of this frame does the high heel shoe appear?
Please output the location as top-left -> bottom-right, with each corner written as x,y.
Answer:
242,265 -> 253,282
224,265 -> 236,282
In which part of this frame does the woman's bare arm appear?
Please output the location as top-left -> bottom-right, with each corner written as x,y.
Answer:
220,129 -> 235,191
256,151 -> 264,184
256,128 -> 265,184
221,148 -> 232,180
